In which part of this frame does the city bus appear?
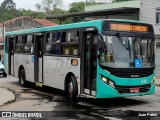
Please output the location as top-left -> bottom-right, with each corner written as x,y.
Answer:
4,19 -> 156,99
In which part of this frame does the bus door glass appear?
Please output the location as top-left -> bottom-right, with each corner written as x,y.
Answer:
8,37 -> 15,75
34,35 -> 44,83
82,31 -> 97,96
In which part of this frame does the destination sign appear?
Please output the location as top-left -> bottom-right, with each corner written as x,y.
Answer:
110,23 -> 148,32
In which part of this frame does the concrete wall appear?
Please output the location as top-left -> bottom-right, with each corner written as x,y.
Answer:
139,0 -> 160,35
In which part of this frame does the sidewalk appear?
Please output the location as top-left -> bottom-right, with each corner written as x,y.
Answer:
0,87 -> 15,106
155,76 -> 160,87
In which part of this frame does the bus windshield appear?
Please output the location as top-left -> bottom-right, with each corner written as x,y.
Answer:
100,34 -> 155,68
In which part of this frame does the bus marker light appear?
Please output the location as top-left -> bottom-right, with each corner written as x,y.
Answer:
71,59 -> 78,66
36,82 -> 43,87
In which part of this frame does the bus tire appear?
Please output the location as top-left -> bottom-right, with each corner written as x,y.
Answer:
66,75 -> 78,99
3,71 -> 7,77
19,69 -> 27,87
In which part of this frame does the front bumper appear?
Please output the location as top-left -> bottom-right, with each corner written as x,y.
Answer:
96,79 -> 155,98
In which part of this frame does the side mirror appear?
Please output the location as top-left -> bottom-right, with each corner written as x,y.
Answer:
97,33 -> 105,58
97,48 -> 104,58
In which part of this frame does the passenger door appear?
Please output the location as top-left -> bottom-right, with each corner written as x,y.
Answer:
34,34 -> 44,84
81,31 -> 97,96
8,36 -> 15,75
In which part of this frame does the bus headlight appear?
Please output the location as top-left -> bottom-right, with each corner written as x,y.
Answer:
151,76 -> 155,85
108,80 -> 115,88
101,75 -> 115,88
101,76 -> 108,83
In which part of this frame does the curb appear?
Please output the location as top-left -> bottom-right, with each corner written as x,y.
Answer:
0,87 -> 16,106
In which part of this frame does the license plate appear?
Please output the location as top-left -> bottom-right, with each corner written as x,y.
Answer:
0,71 -> 3,73
130,88 -> 139,93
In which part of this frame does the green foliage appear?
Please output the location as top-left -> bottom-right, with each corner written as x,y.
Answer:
1,0 -> 16,9
35,0 -> 63,13
69,2 -> 85,13
20,9 -> 45,19
65,2 -> 85,23
0,0 -> 45,23
0,0 -> 105,24
48,8 -> 67,24
0,0 -> 18,22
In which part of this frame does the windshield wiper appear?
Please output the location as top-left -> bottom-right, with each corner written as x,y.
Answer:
116,33 -> 131,59
116,33 -> 129,50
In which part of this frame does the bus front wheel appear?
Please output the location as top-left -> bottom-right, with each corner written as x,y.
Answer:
66,75 -> 78,99
19,69 -> 27,87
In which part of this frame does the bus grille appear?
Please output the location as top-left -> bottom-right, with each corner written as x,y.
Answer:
112,71 -> 152,78
116,84 -> 151,94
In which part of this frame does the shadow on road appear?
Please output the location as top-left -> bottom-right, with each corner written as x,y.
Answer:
2,80 -> 157,119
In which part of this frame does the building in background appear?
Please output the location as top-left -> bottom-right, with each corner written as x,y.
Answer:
85,0 -> 160,44
0,16 -> 57,54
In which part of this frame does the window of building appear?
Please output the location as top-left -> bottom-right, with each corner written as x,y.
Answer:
23,35 -> 34,54
156,8 -> 160,24
62,30 -> 79,56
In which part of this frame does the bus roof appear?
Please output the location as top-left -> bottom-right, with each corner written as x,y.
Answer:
5,19 -> 151,36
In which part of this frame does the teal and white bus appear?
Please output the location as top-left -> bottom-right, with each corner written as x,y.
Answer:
4,19 -> 156,98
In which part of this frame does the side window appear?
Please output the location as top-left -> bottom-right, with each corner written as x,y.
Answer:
23,35 -> 34,54
45,32 -> 61,55
62,30 -> 79,56
5,37 -> 8,53
46,33 -> 52,43
15,36 -> 23,53
156,8 -> 160,24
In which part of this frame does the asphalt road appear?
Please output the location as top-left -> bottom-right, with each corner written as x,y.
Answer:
0,76 -> 160,119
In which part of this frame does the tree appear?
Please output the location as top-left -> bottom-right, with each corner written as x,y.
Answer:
0,0 -> 17,22
35,3 -> 42,12
48,8 -> 67,24
35,0 -> 62,13
20,9 -> 45,19
69,2 -> 85,13
67,2 -> 85,23
1,0 -> 16,9
86,0 -> 104,6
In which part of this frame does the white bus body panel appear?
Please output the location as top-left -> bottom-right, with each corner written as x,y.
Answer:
11,55 -> 14,75
38,58 -> 43,82
14,54 -> 34,82
43,56 -> 80,90
6,53 -> 8,75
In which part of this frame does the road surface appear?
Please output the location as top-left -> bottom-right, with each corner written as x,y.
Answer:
0,76 -> 160,119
